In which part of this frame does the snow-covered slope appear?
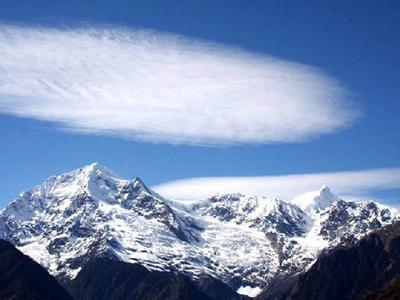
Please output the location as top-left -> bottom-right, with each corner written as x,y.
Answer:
0,163 -> 398,297
292,185 -> 340,214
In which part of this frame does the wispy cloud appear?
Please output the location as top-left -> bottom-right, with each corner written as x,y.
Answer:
0,24 -> 358,145
153,168 -> 400,204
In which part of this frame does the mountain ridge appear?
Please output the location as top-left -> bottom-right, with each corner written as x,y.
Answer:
0,163 -> 398,297
0,239 -> 72,300
278,220 -> 400,300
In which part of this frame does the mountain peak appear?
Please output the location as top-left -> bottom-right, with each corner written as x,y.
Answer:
131,176 -> 154,195
79,162 -> 123,181
292,185 -> 340,214
0,166 -> 398,293
9,163 -> 128,209
319,184 -> 330,193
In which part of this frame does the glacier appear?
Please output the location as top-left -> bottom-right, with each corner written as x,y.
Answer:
0,162 -> 397,297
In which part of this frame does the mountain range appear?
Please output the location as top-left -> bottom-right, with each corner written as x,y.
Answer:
0,163 -> 398,299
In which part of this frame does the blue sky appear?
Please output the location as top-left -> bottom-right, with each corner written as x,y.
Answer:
0,1 -> 399,206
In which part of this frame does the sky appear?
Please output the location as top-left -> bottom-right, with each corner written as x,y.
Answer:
0,0 -> 399,207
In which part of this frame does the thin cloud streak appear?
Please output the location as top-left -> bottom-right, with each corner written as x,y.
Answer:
153,168 -> 400,203
0,24 -> 358,145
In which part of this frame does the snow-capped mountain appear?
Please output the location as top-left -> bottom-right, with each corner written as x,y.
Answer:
292,185 -> 340,214
0,163 -> 398,297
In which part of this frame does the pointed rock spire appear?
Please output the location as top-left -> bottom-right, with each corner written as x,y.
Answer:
292,185 -> 340,214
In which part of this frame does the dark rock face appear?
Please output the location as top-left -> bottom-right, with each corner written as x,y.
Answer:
198,194 -> 242,222
274,221 -> 400,300
195,275 -> 246,300
66,258 -> 247,299
261,203 -> 306,237
318,200 -> 389,244
118,179 -> 194,242
195,194 -> 307,237
0,239 -> 72,300
66,259 -> 212,300
363,276 -> 400,300
255,275 -> 300,300
131,193 -> 190,242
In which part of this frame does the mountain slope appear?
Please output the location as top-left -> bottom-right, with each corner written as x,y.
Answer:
363,277 -> 400,300
0,163 -> 398,297
292,185 -> 340,214
0,239 -> 72,300
66,258 -> 212,300
281,221 -> 400,300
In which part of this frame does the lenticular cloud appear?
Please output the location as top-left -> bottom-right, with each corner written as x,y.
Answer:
0,24 -> 357,145
154,168 -> 400,202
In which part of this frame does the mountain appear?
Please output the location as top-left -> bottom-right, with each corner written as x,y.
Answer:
66,258 -> 212,300
292,185 -> 340,214
0,239 -> 72,300
275,220 -> 400,300
66,258 -> 244,300
363,277 -> 400,300
0,163 -> 398,298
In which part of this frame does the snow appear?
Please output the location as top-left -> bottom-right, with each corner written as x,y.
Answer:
237,286 -> 262,297
0,163 -> 398,291
292,185 -> 340,214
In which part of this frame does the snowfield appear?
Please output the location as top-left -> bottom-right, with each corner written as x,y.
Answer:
0,163 -> 397,297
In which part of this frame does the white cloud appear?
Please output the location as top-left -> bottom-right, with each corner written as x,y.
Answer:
0,24 -> 358,145
153,168 -> 400,203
